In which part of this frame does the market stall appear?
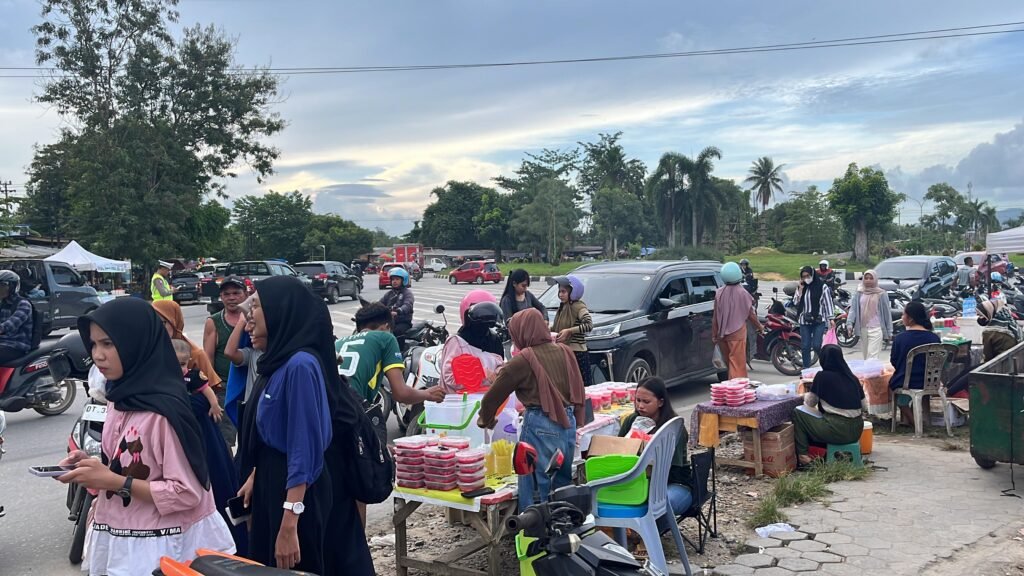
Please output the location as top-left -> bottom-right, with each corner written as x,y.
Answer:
45,241 -> 131,274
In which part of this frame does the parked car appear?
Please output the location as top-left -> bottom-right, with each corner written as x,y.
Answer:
537,260 -> 725,385
379,262 -> 410,290
0,259 -> 102,335
170,272 -> 202,304
875,255 -> 957,298
294,261 -> 362,304
954,251 -> 1010,277
448,261 -> 503,285
425,258 -> 447,273
223,261 -> 313,292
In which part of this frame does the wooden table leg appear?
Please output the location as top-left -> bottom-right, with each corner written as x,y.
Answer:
752,426 -> 763,477
393,497 -> 422,576
487,505 -> 501,576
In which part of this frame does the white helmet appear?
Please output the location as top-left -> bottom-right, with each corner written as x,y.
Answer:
0,270 -> 21,294
819,259 -> 829,268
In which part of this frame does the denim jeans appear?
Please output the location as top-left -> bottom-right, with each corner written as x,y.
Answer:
800,322 -> 827,368
518,407 -> 576,511
614,484 -> 693,539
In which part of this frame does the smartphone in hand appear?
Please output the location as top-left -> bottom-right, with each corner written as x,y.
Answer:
29,465 -> 73,477
225,495 -> 251,525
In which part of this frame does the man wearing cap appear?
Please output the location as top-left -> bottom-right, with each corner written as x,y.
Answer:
151,260 -> 177,302
203,276 -> 247,447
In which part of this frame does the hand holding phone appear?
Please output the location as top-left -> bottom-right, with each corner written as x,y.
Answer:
29,465 -> 73,478
225,495 -> 251,526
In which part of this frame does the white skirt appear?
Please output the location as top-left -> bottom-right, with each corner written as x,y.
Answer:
83,512 -> 236,576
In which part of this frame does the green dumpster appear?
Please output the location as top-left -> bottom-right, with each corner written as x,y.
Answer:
968,341 -> 1024,469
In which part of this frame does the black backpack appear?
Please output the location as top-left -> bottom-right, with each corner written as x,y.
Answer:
338,386 -> 394,504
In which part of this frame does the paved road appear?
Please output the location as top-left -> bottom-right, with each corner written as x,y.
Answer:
0,277 -> 804,574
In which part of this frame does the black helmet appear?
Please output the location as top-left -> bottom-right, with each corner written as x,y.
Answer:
0,270 -> 21,295
464,301 -> 502,328
739,258 -> 750,266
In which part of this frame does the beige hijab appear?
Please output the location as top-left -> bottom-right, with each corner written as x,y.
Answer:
858,270 -> 884,325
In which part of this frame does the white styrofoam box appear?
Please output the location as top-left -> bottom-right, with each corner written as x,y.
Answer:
958,316 -> 983,345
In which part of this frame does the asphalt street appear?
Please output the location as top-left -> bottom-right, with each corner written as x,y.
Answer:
0,276 -> 807,574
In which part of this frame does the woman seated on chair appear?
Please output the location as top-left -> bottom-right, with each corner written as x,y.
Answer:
792,345 -> 866,466
617,377 -> 692,521
888,301 -> 940,426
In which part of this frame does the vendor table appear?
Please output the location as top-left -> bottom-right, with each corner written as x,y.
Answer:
689,396 -> 803,476
393,476 -> 518,576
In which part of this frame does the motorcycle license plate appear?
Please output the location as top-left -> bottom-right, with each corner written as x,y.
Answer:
82,404 -> 107,423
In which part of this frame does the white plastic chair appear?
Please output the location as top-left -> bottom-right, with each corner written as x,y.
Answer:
890,343 -> 958,437
586,416 -> 692,576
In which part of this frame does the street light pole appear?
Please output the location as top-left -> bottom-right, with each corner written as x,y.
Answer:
318,244 -> 326,261
906,197 -> 925,250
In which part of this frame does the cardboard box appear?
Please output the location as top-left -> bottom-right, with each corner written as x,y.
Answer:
741,423 -> 797,478
587,435 -> 644,457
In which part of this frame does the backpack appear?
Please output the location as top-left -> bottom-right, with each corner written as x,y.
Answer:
339,385 -> 394,504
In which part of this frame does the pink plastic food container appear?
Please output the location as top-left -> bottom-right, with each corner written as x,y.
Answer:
423,446 -> 458,460
394,456 -> 424,467
394,436 -> 428,450
423,463 -> 456,476
458,470 -> 486,483
396,469 -> 425,482
394,448 -> 424,459
458,461 -> 485,474
439,436 -> 471,450
397,478 -> 425,489
457,478 -> 486,492
425,479 -> 458,491
395,462 -> 424,474
455,448 -> 486,465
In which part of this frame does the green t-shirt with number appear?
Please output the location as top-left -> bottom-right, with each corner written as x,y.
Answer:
335,330 -> 405,403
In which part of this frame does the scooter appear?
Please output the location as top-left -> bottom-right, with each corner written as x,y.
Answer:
156,549 -> 314,574
0,311 -> 77,417
509,443 -> 651,576
398,304 -> 450,434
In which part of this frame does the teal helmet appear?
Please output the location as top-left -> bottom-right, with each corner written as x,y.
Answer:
721,262 -> 743,285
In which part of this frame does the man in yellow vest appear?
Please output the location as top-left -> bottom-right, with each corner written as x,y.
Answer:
151,260 -> 177,301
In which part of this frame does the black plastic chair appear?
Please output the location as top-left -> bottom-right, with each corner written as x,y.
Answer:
677,448 -> 718,554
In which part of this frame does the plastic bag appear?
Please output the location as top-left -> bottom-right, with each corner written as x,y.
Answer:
627,416 -> 657,441
712,345 -> 726,371
823,328 -> 838,347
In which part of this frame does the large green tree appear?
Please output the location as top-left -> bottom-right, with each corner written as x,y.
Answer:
511,178 -> 579,262
827,163 -> 902,262
302,214 -> 374,264
419,181 -> 491,249
577,132 -> 646,199
646,152 -> 692,248
233,191 -> 313,262
923,183 -> 964,250
475,189 -> 515,259
591,186 -> 645,254
744,156 -> 786,213
780,186 -> 846,253
22,0 -> 283,265
687,146 -> 723,246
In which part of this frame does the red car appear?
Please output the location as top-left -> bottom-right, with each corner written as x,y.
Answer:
379,262 -> 408,290
448,261 -> 503,285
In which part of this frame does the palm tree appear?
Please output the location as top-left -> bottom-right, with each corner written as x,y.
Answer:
744,156 -> 786,212
686,146 -> 722,246
647,152 -> 692,247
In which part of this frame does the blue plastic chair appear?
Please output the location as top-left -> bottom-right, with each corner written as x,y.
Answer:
586,417 -> 692,576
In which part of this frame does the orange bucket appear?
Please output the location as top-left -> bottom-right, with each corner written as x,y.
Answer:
860,421 -> 873,455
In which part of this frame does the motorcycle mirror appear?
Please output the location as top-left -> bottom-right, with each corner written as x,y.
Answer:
773,286 -> 779,293
434,304 -> 445,314
544,449 -> 565,479
513,441 -> 539,476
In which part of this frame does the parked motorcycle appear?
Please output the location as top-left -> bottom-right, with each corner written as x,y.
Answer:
0,321 -> 78,417
509,443 -> 650,576
397,304 -> 450,434
157,549 -> 314,575
0,407 -> 6,462
749,288 -> 813,376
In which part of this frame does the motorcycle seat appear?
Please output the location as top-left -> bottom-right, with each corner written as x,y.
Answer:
0,342 -> 56,368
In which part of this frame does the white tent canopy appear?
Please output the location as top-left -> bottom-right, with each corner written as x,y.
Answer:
987,226 -> 1024,254
45,241 -> 131,274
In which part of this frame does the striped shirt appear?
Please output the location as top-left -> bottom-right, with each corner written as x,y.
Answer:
794,283 -> 834,325
552,301 -> 593,352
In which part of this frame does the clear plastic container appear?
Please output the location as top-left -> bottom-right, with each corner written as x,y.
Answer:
394,436 -> 429,451
394,456 -> 424,467
397,478 -> 425,490
612,389 -> 629,404
455,448 -> 486,464
424,479 -> 458,491
424,436 -> 440,447
457,478 -> 486,492
458,470 -> 486,483
395,462 -> 424,474
439,436 -> 471,450
396,469 -> 424,482
458,461 -> 486,474
423,463 -> 456,476
423,446 -> 458,460
394,448 -> 424,459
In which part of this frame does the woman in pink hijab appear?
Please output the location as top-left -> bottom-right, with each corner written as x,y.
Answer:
711,262 -> 764,378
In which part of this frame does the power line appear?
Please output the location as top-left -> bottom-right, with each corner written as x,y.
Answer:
2,21 -> 1023,78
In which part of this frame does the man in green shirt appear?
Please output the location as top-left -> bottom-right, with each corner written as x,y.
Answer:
336,302 -> 443,527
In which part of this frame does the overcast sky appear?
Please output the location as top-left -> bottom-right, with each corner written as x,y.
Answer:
1,0 -> 1023,235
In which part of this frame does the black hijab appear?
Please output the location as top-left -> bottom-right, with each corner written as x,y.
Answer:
458,324 -> 505,357
812,344 -> 865,411
77,298 -> 209,487
800,265 -> 825,315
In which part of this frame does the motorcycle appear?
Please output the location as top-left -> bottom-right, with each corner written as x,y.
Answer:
509,443 -> 650,576
396,304 -> 450,434
157,549 -> 313,575
0,314 -> 78,417
749,288 -> 812,376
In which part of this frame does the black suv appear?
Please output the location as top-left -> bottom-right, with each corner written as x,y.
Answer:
538,260 -> 725,386
294,261 -> 362,304
170,272 -> 201,303
223,261 -> 313,290
875,255 -> 957,299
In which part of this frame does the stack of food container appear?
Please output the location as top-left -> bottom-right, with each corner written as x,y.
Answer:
456,448 -> 486,492
394,436 -> 427,489
422,445 -> 459,491
710,381 -> 756,406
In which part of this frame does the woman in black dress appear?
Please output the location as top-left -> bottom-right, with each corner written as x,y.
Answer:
237,276 -> 374,574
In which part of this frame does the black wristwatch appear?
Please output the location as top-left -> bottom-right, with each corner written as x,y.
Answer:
116,475 -> 133,507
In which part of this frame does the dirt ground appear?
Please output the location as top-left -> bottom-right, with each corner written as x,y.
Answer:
921,523 -> 1024,576
366,432 -> 775,574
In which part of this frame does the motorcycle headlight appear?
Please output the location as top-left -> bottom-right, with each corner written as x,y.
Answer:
588,323 -> 620,340
423,351 -> 437,364
84,433 -> 103,457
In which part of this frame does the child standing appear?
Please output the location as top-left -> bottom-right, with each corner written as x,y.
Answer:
172,340 -> 222,422
551,275 -> 593,387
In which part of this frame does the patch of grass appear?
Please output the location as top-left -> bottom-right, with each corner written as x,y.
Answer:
747,494 -> 787,528
806,459 -> 871,483
498,262 -> 587,277
942,440 -> 966,451
773,472 -> 829,507
727,251 -> 871,281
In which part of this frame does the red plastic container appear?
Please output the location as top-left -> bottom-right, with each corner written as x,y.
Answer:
397,478 -> 425,489
396,469 -> 424,482
457,478 -> 486,492
394,456 -> 424,467
396,462 -> 424,475
458,461 -> 485,474
439,437 -> 471,450
423,446 -> 458,460
394,436 -> 428,451
423,463 -> 456,476
455,448 -> 486,464
424,479 -> 458,491
394,448 -> 424,459
458,470 -> 485,483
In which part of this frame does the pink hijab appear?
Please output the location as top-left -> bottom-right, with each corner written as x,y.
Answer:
714,283 -> 754,339
508,309 -> 584,428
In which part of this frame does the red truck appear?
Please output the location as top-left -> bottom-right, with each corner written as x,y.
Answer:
393,244 -> 424,269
